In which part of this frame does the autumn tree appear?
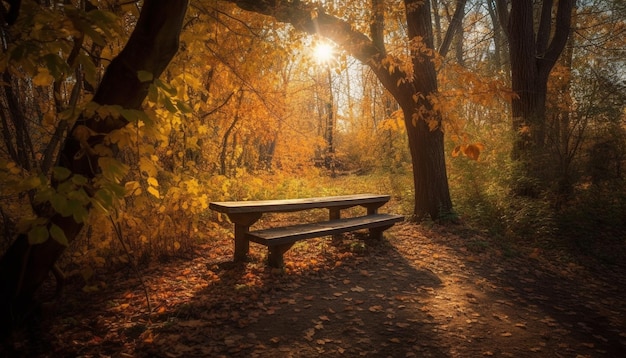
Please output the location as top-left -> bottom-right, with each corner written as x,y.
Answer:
495,0 -> 575,195
227,0 -> 468,220
0,0 -> 189,334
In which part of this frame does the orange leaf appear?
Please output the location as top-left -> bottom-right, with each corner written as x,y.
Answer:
452,145 -> 462,158
463,144 -> 481,161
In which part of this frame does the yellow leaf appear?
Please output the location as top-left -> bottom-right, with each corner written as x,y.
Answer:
173,241 -> 180,250
147,186 -> 160,198
427,119 -> 439,131
147,177 -> 159,187
452,145 -> 462,158
124,181 -> 140,195
33,68 -> 54,86
139,157 -> 158,177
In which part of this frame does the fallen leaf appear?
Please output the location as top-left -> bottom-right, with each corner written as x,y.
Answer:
224,335 -> 243,346
178,320 -> 206,328
304,328 -> 315,341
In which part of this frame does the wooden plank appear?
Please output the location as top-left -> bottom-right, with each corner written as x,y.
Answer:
246,214 -> 403,246
209,194 -> 390,214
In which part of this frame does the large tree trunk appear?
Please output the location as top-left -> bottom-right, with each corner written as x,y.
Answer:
499,0 -> 574,194
0,0 -> 189,335
402,0 -> 453,219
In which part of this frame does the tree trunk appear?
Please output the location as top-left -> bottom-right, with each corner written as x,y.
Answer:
219,90 -> 244,176
486,0 -> 504,72
551,7 -> 577,205
508,2 -> 547,162
403,0 -> 453,219
0,0 -> 189,335
500,0 -> 574,195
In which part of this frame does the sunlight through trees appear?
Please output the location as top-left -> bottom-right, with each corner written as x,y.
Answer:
0,0 -> 624,341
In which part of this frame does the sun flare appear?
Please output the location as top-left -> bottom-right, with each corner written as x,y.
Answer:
313,42 -> 334,64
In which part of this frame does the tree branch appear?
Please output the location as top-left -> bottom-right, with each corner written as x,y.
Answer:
370,0 -> 386,55
494,0 -> 510,39
541,0 -> 574,72
226,0 -> 412,107
86,0 -> 190,133
438,0 -> 467,58
536,0 -> 553,56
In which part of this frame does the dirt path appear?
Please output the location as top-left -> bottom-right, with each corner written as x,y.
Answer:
4,223 -> 625,357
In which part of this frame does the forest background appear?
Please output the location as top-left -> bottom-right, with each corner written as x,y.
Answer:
0,0 -> 624,334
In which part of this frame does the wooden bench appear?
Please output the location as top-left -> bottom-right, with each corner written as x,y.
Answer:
209,194 -> 403,267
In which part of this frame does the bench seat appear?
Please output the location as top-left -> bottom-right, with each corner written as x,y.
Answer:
209,194 -> 402,268
246,213 -> 404,267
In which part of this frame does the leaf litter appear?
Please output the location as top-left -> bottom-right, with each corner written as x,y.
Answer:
4,222 -> 626,357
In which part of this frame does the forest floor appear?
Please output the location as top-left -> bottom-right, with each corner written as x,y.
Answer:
3,221 -> 626,357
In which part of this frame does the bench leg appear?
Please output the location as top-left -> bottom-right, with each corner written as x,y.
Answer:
369,225 -> 393,240
268,243 -> 294,268
228,213 -> 262,262
234,224 -> 250,262
329,208 -> 342,241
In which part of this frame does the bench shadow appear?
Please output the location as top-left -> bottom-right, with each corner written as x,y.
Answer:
135,231 -> 450,357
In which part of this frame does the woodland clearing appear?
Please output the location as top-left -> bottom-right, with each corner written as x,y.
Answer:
3,221 -> 626,357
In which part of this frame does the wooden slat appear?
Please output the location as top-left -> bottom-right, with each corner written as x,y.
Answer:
246,214 -> 403,246
209,194 -> 390,214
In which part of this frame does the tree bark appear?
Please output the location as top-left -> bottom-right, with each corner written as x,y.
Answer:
0,0 -> 189,335
499,0 -> 574,194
